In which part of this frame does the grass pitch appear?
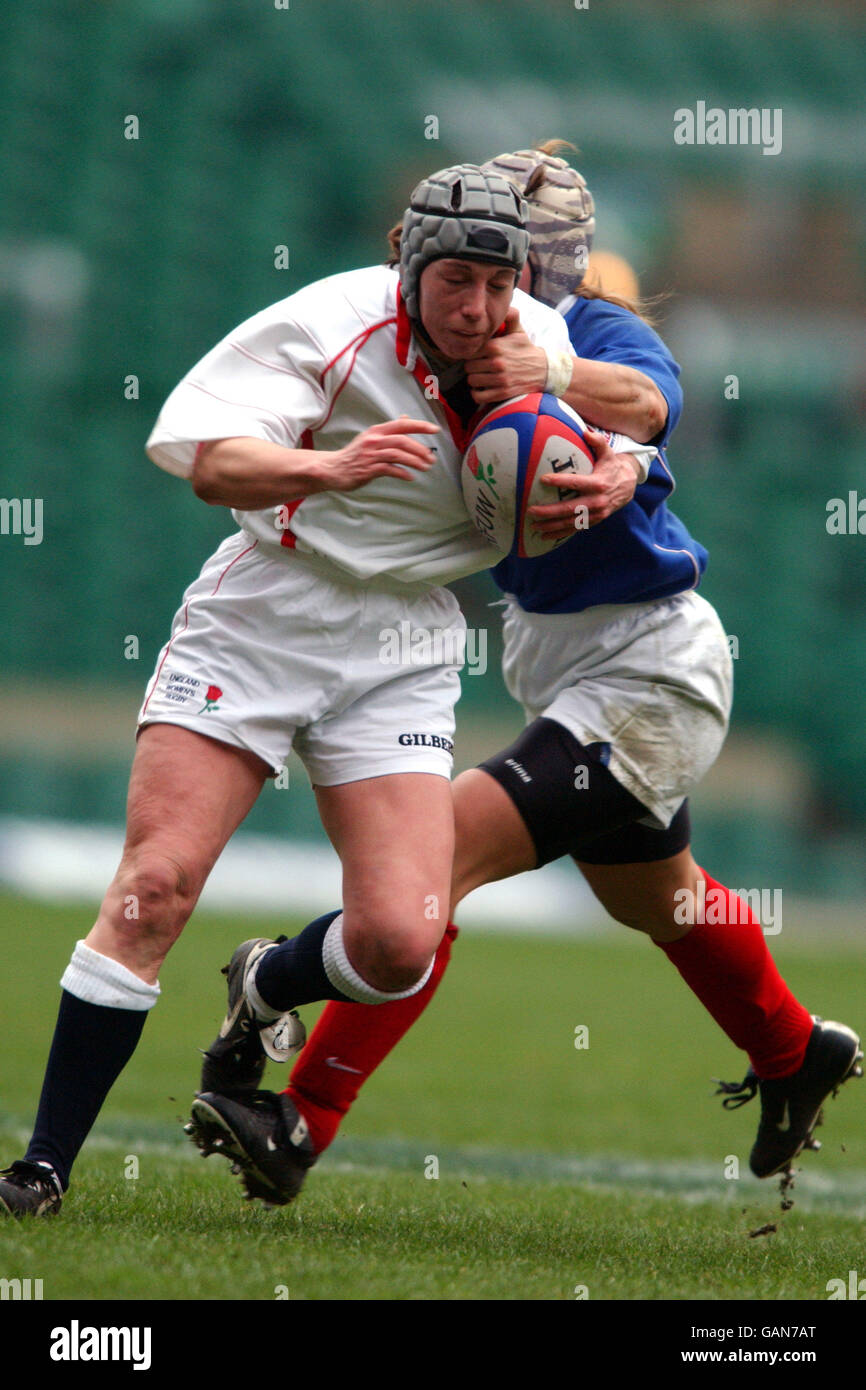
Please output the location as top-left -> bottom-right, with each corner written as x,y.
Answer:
1,892 -> 864,1302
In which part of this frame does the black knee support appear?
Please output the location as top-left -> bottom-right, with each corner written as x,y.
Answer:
479,716 -> 690,867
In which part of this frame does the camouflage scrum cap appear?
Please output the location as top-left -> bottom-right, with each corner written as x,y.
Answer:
480,149 -> 595,308
399,164 -> 530,322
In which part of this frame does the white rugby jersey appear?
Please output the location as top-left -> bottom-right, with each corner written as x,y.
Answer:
146,265 -> 573,586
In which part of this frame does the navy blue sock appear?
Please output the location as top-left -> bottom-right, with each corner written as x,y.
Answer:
25,991 -> 147,1191
253,910 -> 352,1010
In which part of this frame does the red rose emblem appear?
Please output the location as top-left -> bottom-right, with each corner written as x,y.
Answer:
202,684 -> 223,712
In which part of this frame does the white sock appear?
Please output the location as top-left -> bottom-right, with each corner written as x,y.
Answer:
321,913 -> 434,1004
60,941 -> 161,1011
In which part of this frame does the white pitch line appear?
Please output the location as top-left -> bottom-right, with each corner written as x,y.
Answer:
3,1116 -> 865,1214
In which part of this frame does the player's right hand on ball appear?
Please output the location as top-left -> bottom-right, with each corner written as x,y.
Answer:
322,418 -> 439,491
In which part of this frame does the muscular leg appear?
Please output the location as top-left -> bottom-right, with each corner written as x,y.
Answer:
449,768 -> 538,914
316,772 -> 456,991
89,725 -> 271,978
284,723 -> 634,1147
576,849 -> 697,944
21,725 -> 269,1189
578,848 -> 813,1076
248,772 -> 457,1025
283,767 -> 535,1151
285,752 -> 810,1161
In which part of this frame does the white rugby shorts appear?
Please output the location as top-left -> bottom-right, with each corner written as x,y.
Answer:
500,590 -> 734,828
138,532 -> 465,785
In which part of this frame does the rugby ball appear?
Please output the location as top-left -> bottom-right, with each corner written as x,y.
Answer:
462,393 -> 595,558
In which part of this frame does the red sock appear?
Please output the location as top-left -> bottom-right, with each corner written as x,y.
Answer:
657,870 -> 813,1078
285,923 -> 458,1153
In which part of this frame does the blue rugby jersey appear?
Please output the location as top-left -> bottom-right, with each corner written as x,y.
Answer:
491,295 -> 707,613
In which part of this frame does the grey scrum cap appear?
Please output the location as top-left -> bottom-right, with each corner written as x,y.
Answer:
399,164 -> 530,322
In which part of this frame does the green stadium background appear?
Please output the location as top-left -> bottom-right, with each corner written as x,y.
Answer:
2,0 -> 865,904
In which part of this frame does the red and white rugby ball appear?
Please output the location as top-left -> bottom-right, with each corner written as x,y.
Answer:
462,393 -> 595,558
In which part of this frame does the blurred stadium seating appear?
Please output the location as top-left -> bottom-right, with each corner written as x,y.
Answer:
1,0 -> 865,897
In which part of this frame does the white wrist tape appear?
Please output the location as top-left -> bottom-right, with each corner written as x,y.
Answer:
544,349 -> 575,397
322,914 -> 434,1004
61,940 -> 161,1010
604,430 -> 656,485
625,453 -> 650,485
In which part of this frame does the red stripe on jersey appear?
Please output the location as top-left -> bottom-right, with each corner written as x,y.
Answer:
319,316 -> 398,386
186,380 -> 288,434
231,340 -> 318,381
394,285 -> 413,366
278,500 -> 304,548
211,540 -> 259,594
280,430 -> 313,548
407,354 -> 475,453
317,319 -> 398,432
396,290 -> 472,450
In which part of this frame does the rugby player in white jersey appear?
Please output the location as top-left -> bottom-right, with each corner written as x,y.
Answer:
0,163 -> 652,1217
184,147 -> 861,1210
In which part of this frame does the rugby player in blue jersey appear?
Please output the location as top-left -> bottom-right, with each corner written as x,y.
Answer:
187,146 -> 861,1207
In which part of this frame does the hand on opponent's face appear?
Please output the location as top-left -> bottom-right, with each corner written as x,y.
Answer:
464,307 -> 548,406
